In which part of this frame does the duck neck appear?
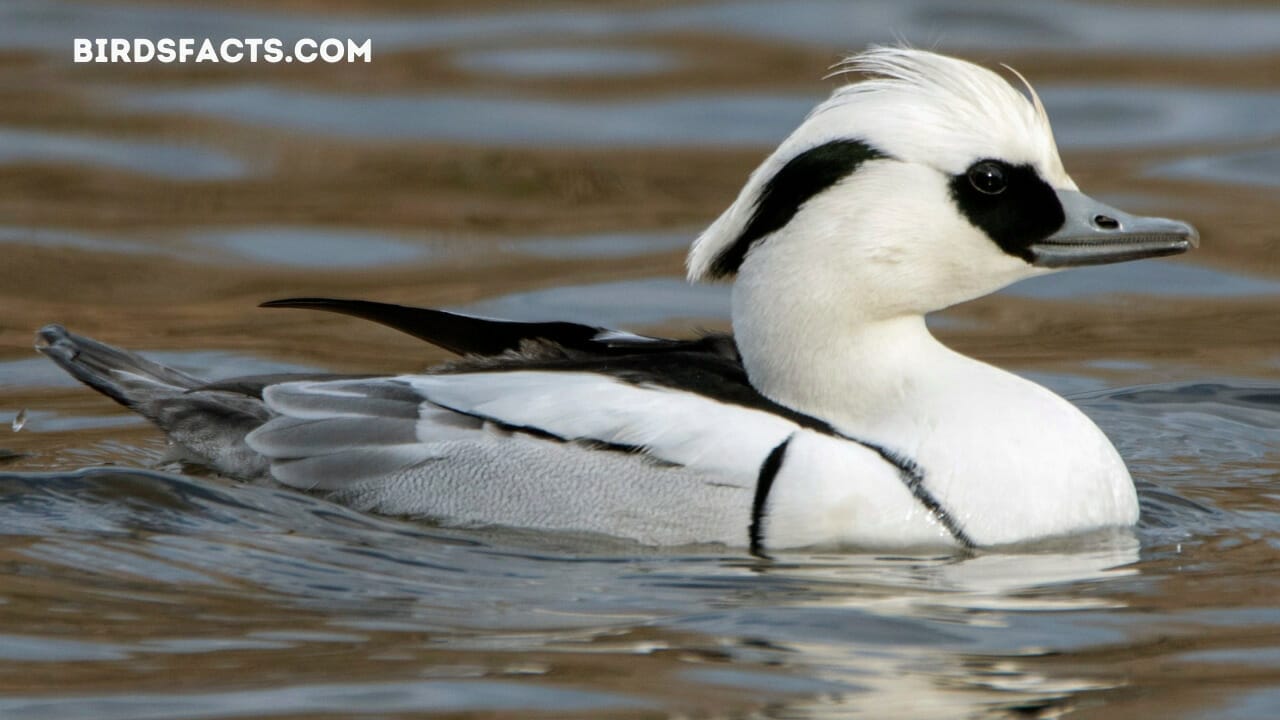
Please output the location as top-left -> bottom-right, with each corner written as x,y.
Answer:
732,295 -> 987,445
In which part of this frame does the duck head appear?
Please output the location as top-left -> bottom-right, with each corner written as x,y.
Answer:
687,47 -> 1198,321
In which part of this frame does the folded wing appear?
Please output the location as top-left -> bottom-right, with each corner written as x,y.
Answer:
246,369 -> 800,544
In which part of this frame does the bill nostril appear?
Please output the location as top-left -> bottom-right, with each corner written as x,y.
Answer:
1093,214 -> 1120,230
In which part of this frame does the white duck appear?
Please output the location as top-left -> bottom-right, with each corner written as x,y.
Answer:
38,48 -> 1197,551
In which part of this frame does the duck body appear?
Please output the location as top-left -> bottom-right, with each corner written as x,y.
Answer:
34,298 -> 1132,552
36,48 -> 1198,551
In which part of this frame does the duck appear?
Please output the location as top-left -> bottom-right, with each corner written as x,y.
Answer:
36,47 -> 1197,552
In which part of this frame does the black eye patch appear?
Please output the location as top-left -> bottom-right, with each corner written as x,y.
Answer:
949,160 -> 1065,262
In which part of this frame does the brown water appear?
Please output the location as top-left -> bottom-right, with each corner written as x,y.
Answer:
1,1 -> 1279,717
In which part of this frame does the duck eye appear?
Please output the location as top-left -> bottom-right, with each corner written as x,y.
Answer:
968,161 -> 1007,195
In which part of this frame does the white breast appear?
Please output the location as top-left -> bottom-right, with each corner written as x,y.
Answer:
824,356 -> 1138,546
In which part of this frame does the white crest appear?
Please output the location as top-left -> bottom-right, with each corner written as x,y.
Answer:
687,46 -> 1074,282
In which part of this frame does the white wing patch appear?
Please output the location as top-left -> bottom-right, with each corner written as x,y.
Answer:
404,371 -> 797,478
249,371 -> 799,481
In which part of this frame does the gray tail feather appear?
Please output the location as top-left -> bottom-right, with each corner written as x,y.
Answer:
36,324 -> 271,479
36,324 -> 203,411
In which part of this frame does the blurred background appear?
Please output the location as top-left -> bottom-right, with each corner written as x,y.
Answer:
0,1 -> 1279,718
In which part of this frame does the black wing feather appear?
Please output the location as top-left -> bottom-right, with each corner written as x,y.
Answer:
261,297 -> 606,356
260,297 -> 725,357
258,297 -> 792,417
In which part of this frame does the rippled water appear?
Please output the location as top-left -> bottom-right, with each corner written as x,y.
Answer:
1,1 -> 1279,717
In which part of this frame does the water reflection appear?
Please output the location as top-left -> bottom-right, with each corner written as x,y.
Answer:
508,230 -> 692,259
0,129 -> 246,180
0,227 -> 154,255
1004,259 -> 1280,300
112,81 -> 1280,154
188,227 -> 432,268
646,1 -> 1280,55
0,680 -> 653,720
454,47 -> 678,77
1041,86 -> 1280,149
1158,147 -> 1280,188
455,278 -> 731,326
120,83 -> 1280,151
123,86 -> 815,147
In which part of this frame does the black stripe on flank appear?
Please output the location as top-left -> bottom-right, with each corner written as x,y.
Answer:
749,435 -> 792,556
860,442 -> 975,549
949,160 -> 1065,263
708,139 -> 887,278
